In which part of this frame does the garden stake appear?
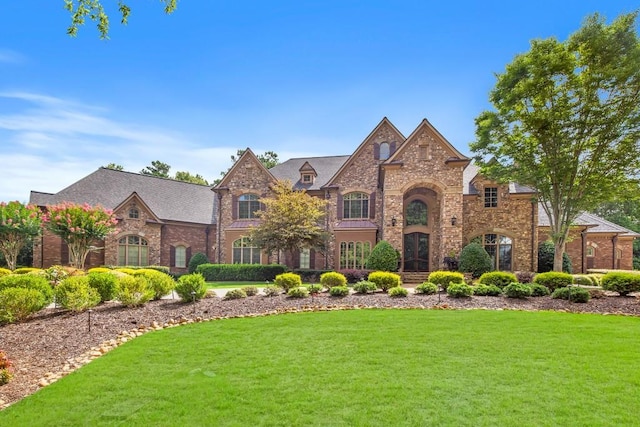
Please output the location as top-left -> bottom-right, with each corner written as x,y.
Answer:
191,291 -> 196,314
87,309 -> 92,332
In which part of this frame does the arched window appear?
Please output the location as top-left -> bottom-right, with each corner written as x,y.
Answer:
379,142 -> 390,160
128,207 -> 139,219
586,246 -> 595,257
118,235 -> 149,266
175,245 -> 187,268
343,192 -> 369,219
473,234 -> 512,271
405,200 -> 428,226
232,237 -> 261,264
238,194 -> 261,219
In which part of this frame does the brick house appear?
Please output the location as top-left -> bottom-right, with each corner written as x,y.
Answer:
29,117 -> 637,274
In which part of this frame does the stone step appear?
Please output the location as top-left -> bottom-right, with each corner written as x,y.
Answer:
401,272 -> 429,284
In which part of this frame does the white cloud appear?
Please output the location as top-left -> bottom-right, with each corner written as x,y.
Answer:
0,49 -> 26,65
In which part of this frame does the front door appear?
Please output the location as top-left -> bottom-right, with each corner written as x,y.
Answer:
404,232 -> 429,271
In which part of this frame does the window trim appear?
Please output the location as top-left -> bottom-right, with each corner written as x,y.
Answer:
484,187 -> 498,208
238,194 -> 261,219
118,235 -> 149,266
339,241 -> 372,269
175,245 -> 187,268
232,237 -> 261,264
128,207 -> 139,219
343,192 -> 370,220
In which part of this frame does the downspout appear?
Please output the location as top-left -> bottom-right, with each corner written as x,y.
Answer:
612,234 -> 618,269
216,191 -> 224,264
324,189 -> 330,270
581,230 -> 587,274
531,200 -> 536,272
205,227 -> 210,260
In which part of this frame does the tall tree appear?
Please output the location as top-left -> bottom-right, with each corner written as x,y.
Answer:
213,150 -> 280,186
0,202 -> 42,271
471,12 -> 640,271
174,171 -> 209,186
140,160 -> 171,178
249,181 -> 327,267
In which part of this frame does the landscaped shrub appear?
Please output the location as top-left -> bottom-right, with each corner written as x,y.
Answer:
54,276 -> 101,312
0,287 -> 45,323
244,286 -> 259,296
529,283 -> 551,297
601,272 -> 640,296
0,268 -> 11,277
132,269 -> 175,300
319,271 -> 347,289
551,286 -> 591,303
42,265 -> 70,286
287,287 -> 309,298
275,272 -> 303,292
0,274 -> 53,307
87,267 -> 111,274
293,269 -> 332,283
352,280 -> 377,294
458,243 -> 493,279
307,284 -> 323,294
263,285 -> 281,297
537,241 -> 572,273
0,350 -> 12,385
224,288 -> 247,300
174,273 -> 207,301
329,286 -> 350,297
515,271 -> 536,284
115,268 -> 137,275
87,272 -> 119,302
427,271 -> 464,291
339,269 -> 371,283
533,272 -> 573,291
447,282 -> 474,298
197,263 -> 286,281
117,275 -> 154,307
503,283 -> 533,299
478,271 -> 518,288
415,282 -> 438,295
472,283 -> 502,296
388,286 -> 408,297
365,240 -> 399,272
572,275 -> 595,286
12,267 -> 42,275
368,271 -> 401,292
188,252 -> 209,273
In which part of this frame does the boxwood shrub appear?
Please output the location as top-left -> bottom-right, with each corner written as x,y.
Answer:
287,287 -> 309,298
174,273 -> 207,302
503,282 -> 532,299
415,282 -> 439,295
320,271 -> 347,289
601,272 -> 640,296
388,286 -> 408,297
329,286 -> 350,297
0,287 -> 45,324
427,271 -> 464,291
0,274 -> 53,307
224,288 -> 248,300
472,283 -> 502,296
529,283 -> 551,297
196,263 -> 286,281
478,272 -> 518,288
368,271 -> 401,292
447,282 -> 473,298
551,286 -> 590,303
117,275 -> 154,307
352,280 -> 378,294
54,276 -> 101,312
533,271 -> 573,291
275,273 -> 303,292
132,269 -> 175,300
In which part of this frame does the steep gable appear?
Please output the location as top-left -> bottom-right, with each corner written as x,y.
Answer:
214,148 -> 277,190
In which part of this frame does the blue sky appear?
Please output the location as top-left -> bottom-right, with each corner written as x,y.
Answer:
1,1 -> 638,202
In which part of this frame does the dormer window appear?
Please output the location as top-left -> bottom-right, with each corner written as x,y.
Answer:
302,173 -> 314,184
128,207 -> 139,219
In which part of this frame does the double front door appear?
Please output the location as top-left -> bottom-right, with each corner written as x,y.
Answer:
404,232 -> 429,271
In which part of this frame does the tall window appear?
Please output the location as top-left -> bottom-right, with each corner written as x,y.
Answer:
586,246 -> 595,257
128,207 -> 139,219
118,235 -> 149,266
238,194 -> 261,219
232,237 -> 261,264
299,248 -> 310,269
474,234 -> 512,271
343,192 -> 369,219
405,200 -> 428,226
484,187 -> 498,208
339,241 -> 371,269
379,142 -> 390,160
175,245 -> 187,268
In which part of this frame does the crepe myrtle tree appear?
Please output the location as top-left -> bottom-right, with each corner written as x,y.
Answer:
44,203 -> 118,269
0,202 -> 42,271
471,12 -> 640,271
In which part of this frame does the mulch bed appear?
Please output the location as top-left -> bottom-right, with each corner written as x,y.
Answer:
1,292 -> 639,409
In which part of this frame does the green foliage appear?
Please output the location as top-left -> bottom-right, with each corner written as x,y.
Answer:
329,286 -> 350,297
287,287 -> 309,298
174,273 -> 208,301
446,283 -> 474,298
415,282 -> 439,295
13,267 -> 43,275
174,171 -> 209,185
551,286 -> 591,303
365,240 -> 399,272
368,271 -> 401,292
263,285 -> 281,297
307,284 -> 323,294
274,273 -> 303,292
0,350 -> 12,385
132,269 -> 175,300
601,272 -> 640,296
352,280 -> 378,294
533,272 -> 573,291
116,275 -> 154,307
0,267 -> 10,277
472,283 -> 502,296
538,241 -> 572,273
87,272 -> 119,302
243,286 -> 259,296
319,271 -> 347,289
0,201 -> 42,271
458,242 -> 493,279
140,160 -> 171,178
427,271 -> 464,290
293,269 -> 332,283
503,283 -> 533,299
530,283 -> 551,297
196,263 -> 286,281
0,274 -> 53,307
572,275 -> 596,286
54,276 -> 101,312
478,271 -> 518,288
225,288 -> 248,300
188,253 -> 209,274
0,287 -> 45,323
388,286 -> 408,297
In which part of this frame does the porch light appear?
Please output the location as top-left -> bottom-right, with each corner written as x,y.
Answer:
391,216 -> 397,227
451,216 -> 457,226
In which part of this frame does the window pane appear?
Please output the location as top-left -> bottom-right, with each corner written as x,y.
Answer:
406,200 -> 427,226
118,246 -> 126,265
233,248 -> 241,264
140,246 -> 149,266
128,246 -> 139,266
498,244 -> 511,271
175,246 -> 186,268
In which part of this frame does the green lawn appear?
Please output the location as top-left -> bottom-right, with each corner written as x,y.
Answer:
2,309 -> 639,426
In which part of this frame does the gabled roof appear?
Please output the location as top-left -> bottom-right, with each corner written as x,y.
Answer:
462,164 -> 535,195
114,192 -> 162,223
29,168 -> 216,224
538,205 -> 640,237
270,155 -> 350,190
213,148 -> 276,189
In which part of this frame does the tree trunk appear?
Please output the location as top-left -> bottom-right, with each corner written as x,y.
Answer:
553,239 -> 566,272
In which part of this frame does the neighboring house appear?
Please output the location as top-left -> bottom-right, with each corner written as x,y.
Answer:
29,117 -> 638,274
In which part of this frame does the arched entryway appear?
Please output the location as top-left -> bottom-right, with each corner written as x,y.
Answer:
402,188 -> 438,272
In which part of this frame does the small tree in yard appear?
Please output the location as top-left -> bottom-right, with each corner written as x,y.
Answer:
44,203 -> 118,269
458,242 -> 493,279
365,240 -> 399,272
0,202 -> 42,271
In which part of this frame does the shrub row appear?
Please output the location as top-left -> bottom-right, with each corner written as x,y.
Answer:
196,263 -> 286,281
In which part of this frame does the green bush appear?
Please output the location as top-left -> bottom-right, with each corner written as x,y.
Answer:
473,283 -> 502,296
117,275 -> 154,307
533,272 -> 573,291
275,273 -> 303,292
0,287 -> 45,324
478,271 -> 518,288
132,269 -> 176,300
458,243 -> 493,279
415,282 -> 438,295
368,271 -> 401,292
13,267 -> 42,275
572,274 -> 595,286
188,252 -> 209,273
307,284 -> 323,294
447,283 -> 474,298
54,277 -> 100,312
0,274 -> 53,307
320,271 -> 347,289
537,241 -> 572,273
365,240 -> 399,271
503,283 -> 533,299
224,288 -> 247,300
530,283 -> 551,297
427,271 -> 464,290
601,272 -> 640,296
87,272 -> 119,302
263,285 -> 281,297
244,286 -> 258,296
0,268 -> 11,277
352,280 -> 378,294
293,269 -> 332,283
174,273 -> 208,301
551,286 -> 591,303
329,286 -> 350,297
287,287 -> 309,298
388,286 -> 408,297
196,263 -> 286,281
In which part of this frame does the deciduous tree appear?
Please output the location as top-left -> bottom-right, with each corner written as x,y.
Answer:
0,202 -> 42,271
174,171 -> 209,186
471,12 -> 640,271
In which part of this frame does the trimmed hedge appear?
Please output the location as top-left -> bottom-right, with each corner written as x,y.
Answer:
320,272 -> 347,289
0,274 -> 53,307
458,243 -> 493,279
196,264 -> 286,281
368,271 -> 401,292
415,282 -> 439,295
533,271 -> 573,291
427,271 -> 464,290
601,272 -> 640,296
275,273 -> 303,292
0,287 -> 45,324
503,283 -> 532,299
472,283 -> 502,296
478,272 -> 518,288
551,286 -> 591,303
447,283 -> 474,298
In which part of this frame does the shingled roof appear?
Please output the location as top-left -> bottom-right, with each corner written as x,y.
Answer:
462,164 -> 535,195
269,155 -> 350,190
537,205 -> 640,236
29,168 -> 216,225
